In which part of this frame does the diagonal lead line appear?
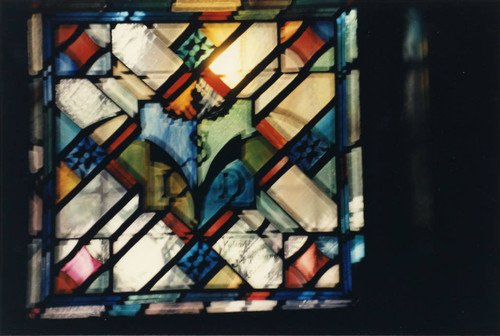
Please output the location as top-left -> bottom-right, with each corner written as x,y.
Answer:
307,258 -> 338,286
194,260 -> 254,290
54,185 -> 141,270
254,40 -> 336,124
139,225 -> 255,292
138,237 -> 198,292
209,234 -> 278,291
55,121 -> 139,212
305,147 -> 337,178
75,210 -> 169,294
157,22 -> 253,104
204,212 -> 240,247
139,208 -> 242,292
99,117 -> 137,151
283,237 -> 315,267
215,21 -> 310,113
201,220 -> 277,290
107,208 -> 143,242
274,97 -> 337,157
168,22 -> 200,51
54,25 -> 86,53
259,158 -> 295,191
255,218 -> 272,237
76,47 -> 109,76
55,130 -> 88,162
111,54 -> 160,93
253,96 -> 336,184
250,71 -> 283,101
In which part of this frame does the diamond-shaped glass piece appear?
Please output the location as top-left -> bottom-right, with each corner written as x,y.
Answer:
62,136 -> 107,178
288,131 -> 329,171
174,30 -> 216,69
177,242 -> 220,282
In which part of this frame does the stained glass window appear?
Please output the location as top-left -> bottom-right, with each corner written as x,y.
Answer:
27,1 -> 364,318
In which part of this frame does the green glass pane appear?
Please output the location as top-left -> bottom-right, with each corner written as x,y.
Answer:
241,136 -> 277,174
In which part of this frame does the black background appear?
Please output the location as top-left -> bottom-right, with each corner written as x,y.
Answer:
1,0 -> 499,334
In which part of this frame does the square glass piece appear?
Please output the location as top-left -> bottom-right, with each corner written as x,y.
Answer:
26,6 -> 364,318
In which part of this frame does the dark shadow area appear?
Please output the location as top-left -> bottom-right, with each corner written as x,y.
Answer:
357,1 -> 499,334
1,1 -> 499,334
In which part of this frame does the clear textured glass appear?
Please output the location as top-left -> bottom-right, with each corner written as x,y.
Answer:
27,7 -> 363,318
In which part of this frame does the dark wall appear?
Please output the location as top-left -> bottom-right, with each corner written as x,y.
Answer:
1,1 -> 499,334
359,1 -> 499,334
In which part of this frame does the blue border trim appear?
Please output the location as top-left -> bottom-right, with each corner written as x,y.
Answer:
31,10 -> 359,312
